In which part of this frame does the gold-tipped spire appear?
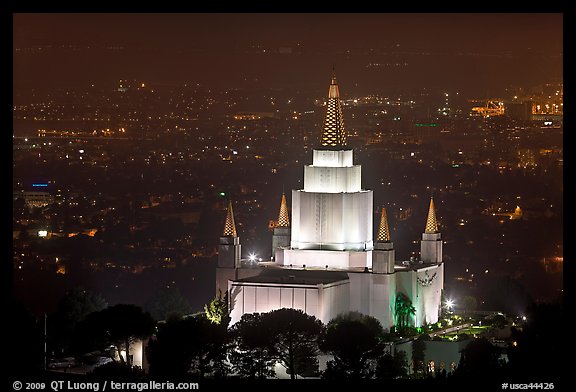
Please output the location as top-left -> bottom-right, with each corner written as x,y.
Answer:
277,193 -> 290,228
424,197 -> 438,234
223,200 -> 237,237
377,207 -> 391,242
320,71 -> 347,147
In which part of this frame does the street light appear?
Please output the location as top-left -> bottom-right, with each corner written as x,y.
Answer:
248,253 -> 257,262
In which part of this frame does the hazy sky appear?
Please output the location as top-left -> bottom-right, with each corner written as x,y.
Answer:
13,13 -> 563,95
14,13 -> 562,51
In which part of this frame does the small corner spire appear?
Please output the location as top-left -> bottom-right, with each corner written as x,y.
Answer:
223,199 -> 237,237
377,207 -> 391,242
277,193 -> 290,228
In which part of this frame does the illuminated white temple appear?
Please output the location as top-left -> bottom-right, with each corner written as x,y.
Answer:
217,73 -> 444,330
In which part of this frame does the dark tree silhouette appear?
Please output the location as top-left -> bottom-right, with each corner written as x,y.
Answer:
9,300 -> 44,375
51,287 -> 108,352
144,286 -> 192,321
491,314 -> 507,329
330,311 -> 384,338
375,350 -> 408,379
229,313 -> 276,379
146,318 -> 195,376
454,337 -> 503,379
261,308 -> 323,380
73,304 -> 154,367
507,300 -> 562,378
321,316 -> 384,380
56,287 -> 108,328
412,335 -> 428,375
146,314 -> 229,378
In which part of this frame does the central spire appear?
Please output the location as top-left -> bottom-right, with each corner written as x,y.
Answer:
425,197 -> 438,234
321,71 -> 347,148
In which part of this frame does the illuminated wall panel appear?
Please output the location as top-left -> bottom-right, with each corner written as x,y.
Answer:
293,289 -> 306,312
291,190 -> 373,252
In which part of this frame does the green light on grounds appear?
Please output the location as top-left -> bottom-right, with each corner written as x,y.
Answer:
219,192 -> 226,197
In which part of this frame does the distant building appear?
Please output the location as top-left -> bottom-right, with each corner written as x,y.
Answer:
506,101 -> 532,121
14,191 -> 53,208
233,112 -> 277,121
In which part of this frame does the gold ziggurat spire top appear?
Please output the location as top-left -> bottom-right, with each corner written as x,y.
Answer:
223,200 -> 237,237
425,197 -> 438,234
277,193 -> 290,228
377,207 -> 391,242
320,72 -> 347,147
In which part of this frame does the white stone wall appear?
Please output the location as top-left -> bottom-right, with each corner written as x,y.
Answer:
393,264 -> 444,327
280,249 -> 372,269
227,280 -> 349,325
420,232 -> 442,264
304,165 -> 362,193
291,190 -> 373,252
311,149 -> 354,167
348,272 -> 396,330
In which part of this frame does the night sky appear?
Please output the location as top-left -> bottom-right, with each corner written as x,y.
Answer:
14,13 -> 563,95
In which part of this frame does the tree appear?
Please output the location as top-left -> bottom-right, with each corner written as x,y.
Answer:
454,338 -> 503,379
9,300 -> 44,375
330,311 -> 384,338
261,308 -> 324,379
375,350 -> 408,379
229,313 -> 276,379
146,314 -> 229,378
321,316 -> 384,380
49,288 -> 107,357
144,286 -> 192,321
491,314 -> 507,329
52,288 -> 108,352
507,301 -> 562,378
394,292 -> 416,330
411,335 -> 427,375
73,305 -> 154,367
56,288 -> 108,326
204,289 -> 228,326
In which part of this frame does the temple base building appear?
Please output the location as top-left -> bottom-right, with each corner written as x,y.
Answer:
216,73 -> 444,330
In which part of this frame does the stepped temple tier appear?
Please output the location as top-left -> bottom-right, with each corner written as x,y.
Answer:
216,73 -> 444,330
